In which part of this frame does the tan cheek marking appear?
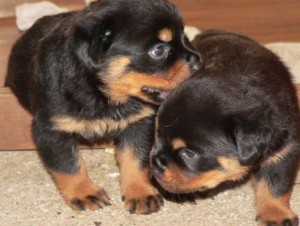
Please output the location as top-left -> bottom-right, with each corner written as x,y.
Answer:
103,56 -> 131,79
253,180 -> 296,223
51,106 -> 155,136
164,60 -> 191,84
158,28 -> 173,42
171,138 -> 187,150
217,156 -> 250,181
101,59 -> 191,104
159,157 -> 249,193
186,157 -> 249,190
158,164 -> 226,193
184,170 -> 228,191
163,163 -> 185,183
158,163 -> 191,193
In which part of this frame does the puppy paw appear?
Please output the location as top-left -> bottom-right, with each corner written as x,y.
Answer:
51,161 -> 111,211
122,193 -> 164,215
66,187 -> 111,211
54,178 -> 111,211
53,175 -> 111,211
256,214 -> 299,226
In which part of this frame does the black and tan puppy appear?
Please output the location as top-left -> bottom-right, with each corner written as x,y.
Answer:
151,30 -> 300,225
6,0 -> 200,214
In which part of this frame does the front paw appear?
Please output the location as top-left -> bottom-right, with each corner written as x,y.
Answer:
256,215 -> 299,226
66,187 -> 111,211
122,193 -> 164,215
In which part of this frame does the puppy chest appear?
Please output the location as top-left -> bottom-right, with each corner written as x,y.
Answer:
51,106 -> 155,138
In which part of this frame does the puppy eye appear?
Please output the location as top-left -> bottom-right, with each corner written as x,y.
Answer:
148,44 -> 170,60
180,148 -> 198,160
103,29 -> 112,44
101,29 -> 113,52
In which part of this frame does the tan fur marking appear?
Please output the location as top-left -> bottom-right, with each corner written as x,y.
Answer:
50,158 -> 92,199
106,56 -> 131,78
116,149 -> 157,198
52,106 -> 155,136
254,180 -> 296,224
183,157 -> 249,191
217,156 -> 250,181
261,143 -> 292,167
158,28 -> 173,42
116,149 -> 161,214
157,157 -> 249,193
102,57 -> 190,104
172,138 -> 187,150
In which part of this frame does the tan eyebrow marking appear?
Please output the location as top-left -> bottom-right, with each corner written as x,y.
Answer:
158,28 -> 173,42
172,138 -> 186,150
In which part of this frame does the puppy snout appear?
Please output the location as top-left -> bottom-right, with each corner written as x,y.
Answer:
184,52 -> 201,73
152,154 -> 168,174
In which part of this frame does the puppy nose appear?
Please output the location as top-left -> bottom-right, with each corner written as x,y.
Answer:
152,154 -> 168,173
183,52 -> 201,73
187,53 -> 201,73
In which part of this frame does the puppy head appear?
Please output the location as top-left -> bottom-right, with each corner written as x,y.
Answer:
150,77 -> 252,194
70,0 -> 201,104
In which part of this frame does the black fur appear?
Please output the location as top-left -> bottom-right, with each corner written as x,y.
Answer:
6,0 -> 200,213
151,30 -> 300,224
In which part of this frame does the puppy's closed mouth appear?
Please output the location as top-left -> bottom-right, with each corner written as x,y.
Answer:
142,86 -> 171,103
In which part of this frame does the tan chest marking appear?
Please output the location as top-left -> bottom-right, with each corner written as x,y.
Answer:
52,106 -> 155,136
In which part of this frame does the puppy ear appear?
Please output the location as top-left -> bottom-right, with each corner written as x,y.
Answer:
234,110 -> 272,165
71,15 -> 113,70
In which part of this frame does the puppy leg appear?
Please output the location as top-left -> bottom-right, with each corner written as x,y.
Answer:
32,119 -> 110,211
253,144 -> 299,226
116,150 -> 163,214
115,117 -> 164,214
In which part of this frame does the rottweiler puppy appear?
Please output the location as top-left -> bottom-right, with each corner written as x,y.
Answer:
151,30 -> 300,225
6,0 -> 200,214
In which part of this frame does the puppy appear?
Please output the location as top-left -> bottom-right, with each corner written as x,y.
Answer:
6,0 -> 200,214
151,30 -> 300,225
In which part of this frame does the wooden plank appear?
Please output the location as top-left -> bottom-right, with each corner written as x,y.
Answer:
0,87 -> 33,150
170,0 -> 300,44
0,17 -> 21,87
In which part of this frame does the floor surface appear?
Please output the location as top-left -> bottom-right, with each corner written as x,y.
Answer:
0,149 -> 299,226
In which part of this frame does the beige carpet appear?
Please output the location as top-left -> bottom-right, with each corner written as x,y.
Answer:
0,150 -> 299,226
